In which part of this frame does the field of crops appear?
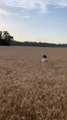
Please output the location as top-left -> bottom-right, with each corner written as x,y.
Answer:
0,47 -> 67,120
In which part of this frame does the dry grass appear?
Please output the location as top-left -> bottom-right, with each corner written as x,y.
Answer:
0,46 -> 67,120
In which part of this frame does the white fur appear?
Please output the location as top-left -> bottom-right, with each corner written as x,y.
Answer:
41,57 -> 47,62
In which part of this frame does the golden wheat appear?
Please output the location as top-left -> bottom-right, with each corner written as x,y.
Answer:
0,47 -> 67,120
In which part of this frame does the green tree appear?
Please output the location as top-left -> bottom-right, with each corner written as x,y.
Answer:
0,31 -> 14,45
0,31 -> 2,40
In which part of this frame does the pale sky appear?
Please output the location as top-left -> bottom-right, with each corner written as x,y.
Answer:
0,0 -> 67,43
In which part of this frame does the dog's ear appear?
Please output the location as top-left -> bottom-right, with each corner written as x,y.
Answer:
43,55 -> 47,58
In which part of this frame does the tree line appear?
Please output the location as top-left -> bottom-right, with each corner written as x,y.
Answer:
14,41 -> 67,47
0,31 -> 67,47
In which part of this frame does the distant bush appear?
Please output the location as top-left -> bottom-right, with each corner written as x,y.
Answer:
13,41 -> 67,47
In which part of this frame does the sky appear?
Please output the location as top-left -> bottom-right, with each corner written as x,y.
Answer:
0,0 -> 67,44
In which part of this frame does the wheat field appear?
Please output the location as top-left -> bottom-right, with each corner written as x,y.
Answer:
0,46 -> 67,120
